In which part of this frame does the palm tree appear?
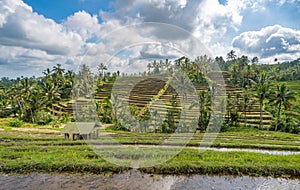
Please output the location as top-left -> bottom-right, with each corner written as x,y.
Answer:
269,83 -> 296,131
173,73 -> 195,100
174,56 -> 186,68
52,64 -> 65,76
42,80 -> 61,116
152,60 -> 160,74
251,56 -> 259,65
147,63 -> 152,74
0,88 -> 10,117
76,64 -> 95,97
7,84 -> 22,118
240,86 -> 255,127
97,63 -> 107,80
167,95 -> 178,132
19,78 -> 36,122
43,68 -> 52,77
251,71 -> 271,129
61,70 -> 75,99
194,55 -> 212,75
226,92 -> 240,127
51,64 -> 65,87
152,109 -> 159,132
189,90 -> 212,130
269,67 -> 280,81
164,59 -> 171,71
226,50 -> 237,61
29,86 -> 45,121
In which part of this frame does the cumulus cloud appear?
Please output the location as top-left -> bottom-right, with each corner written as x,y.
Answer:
63,11 -> 100,42
0,0 -> 83,55
232,25 -> 300,62
0,45 -> 75,77
76,23 -> 209,75
101,0 -> 249,45
0,0 -> 299,77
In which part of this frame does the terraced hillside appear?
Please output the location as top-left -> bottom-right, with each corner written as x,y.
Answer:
283,80 -> 300,121
51,72 -> 273,129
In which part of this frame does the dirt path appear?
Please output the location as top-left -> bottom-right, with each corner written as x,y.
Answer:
12,127 -> 60,133
0,127 -> 63,139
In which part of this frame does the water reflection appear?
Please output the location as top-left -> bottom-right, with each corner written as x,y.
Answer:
0,170 -> 299,190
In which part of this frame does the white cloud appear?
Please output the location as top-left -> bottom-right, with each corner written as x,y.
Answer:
0,45 -> 75,77
63,11 -> 100,42
0,0 -> 83,55
232,25 -> 300,62
102,0 -> 249,45
1,0 -> 299,77
0,0 -> 32,27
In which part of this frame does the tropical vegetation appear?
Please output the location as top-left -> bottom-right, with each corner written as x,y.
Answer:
0,51 -> 299,134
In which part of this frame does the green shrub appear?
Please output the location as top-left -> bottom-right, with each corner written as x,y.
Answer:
111,123 -> 130,131
8,119 -> 23,127
50,119 -> 62,128
35,111 -> 52,125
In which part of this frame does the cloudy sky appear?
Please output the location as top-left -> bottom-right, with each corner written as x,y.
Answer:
0,0 -> 299,78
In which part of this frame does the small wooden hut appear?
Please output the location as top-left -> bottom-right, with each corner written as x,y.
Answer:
61,122 -> 101,140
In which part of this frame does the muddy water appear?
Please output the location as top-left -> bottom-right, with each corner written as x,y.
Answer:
198,147 -> 300,155
0,170 -> 299,190
97,144 -> 300,155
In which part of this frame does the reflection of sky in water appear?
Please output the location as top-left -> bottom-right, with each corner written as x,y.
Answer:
1,170 -> 299,190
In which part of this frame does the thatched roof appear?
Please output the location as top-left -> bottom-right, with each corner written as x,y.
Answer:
61,122 -> 101,134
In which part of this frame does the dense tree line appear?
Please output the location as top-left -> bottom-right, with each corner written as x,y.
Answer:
0,53 -> 299,133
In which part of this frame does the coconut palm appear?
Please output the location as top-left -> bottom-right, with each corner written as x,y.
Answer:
251,71 -> 271,129
18,78 -> 36,122
269,83 -> 296,131
164,59 -> 172,71
251,57 -> 259,65
152,60 -> 160,74
97,63 -> 107,80
61,70 -> 75,99
226,92 -> 240,127
41,80 -> 61,116
189,90 -> 212,130
226,50 -> 237,61
43,68 -> 52,77
147,63 -> 152,74
52,64 -> 65,76
239,86 -> 255,127
51,64 -> 65,87
173,73 -> 195,100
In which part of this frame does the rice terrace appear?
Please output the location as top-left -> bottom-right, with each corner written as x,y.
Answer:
0,0 -> 300,189
1,54 -> 300,189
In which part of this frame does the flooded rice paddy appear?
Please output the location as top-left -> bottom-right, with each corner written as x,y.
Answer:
0,170 -> 299,190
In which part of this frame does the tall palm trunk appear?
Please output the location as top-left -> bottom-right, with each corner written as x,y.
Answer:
243,104 -> 247,127
200,111 -> 203,130
260,100 -> 263,129
275,101 -> 281,131
16,98 -> 24,119
30,108 -> 35,123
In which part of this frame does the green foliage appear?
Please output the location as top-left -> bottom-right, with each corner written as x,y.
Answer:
35,111 -> 52,125
8,119 -> 24,127
49,119 -> 62,128
0,55 -> 299,135
0,130 -> 299,176
111,123 -> 130,131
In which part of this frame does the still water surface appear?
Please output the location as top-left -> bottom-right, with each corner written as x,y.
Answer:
0,170 -> 299,190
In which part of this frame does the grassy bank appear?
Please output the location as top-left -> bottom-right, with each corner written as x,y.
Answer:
1,126 -> 300,151
0,127 -> 299,177
0,139 -> 299,177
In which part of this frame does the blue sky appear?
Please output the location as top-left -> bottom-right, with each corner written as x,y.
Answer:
0,0 -> 300,78
23,0 -> 113,23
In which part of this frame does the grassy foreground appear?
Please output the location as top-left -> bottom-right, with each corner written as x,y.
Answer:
0,125 -> 299,178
